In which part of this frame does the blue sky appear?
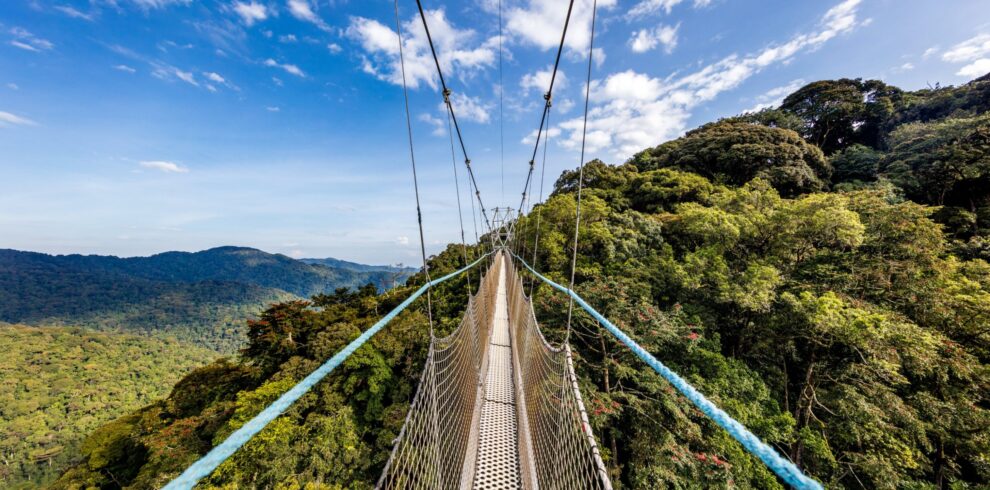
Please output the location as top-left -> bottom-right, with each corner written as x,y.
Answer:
1,0 -> 989,265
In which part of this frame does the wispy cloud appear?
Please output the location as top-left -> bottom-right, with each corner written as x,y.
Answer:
232,1 -> 268,26
629,23 -> 679,54
0,111 -> 38,127
554,0 -> 867,159
942,33 -> 990,78
54,5 -> 95,21
139,160 -> 189,173
628,0 -> 712,17
744,79 -> 806,113
152,64 -> 199,87
114,64 -> 137,73
419,113 -> 446,136
9,27 -> 54,52
287,0 -> 330,31
264,58 -> 305,77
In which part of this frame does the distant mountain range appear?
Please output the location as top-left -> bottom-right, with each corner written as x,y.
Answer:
0,246 -> 416,351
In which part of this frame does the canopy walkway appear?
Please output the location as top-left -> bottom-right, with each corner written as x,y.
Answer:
161,0 -> 825,487
379,252 -> 609,489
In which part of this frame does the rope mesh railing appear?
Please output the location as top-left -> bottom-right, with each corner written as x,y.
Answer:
378,253 -> 612,489
506,257 -> 612,490
378,256 -> 499,489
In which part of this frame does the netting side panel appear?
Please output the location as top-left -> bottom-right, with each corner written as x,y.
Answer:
506,260 -> 612,490
378,257 -> 502,490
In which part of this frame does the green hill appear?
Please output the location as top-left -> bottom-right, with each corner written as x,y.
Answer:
52,73 -> 990,489
0,247 -> 415,352
0,324 -> 217,488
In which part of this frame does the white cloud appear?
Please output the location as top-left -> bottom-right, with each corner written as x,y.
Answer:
139,160 -> 189,173
327,42 -> 342,54
287,0 -> 330,31
957,58 -> 990,78
896,62 -> 915,72
204,72 -> 226,83
419,112 -> 446,136
745,78 -> 806,113
628,0 -> 711,17
922,46 -> 939,59
7,83 -> 19,90
55,5 -> 94,20
0,111 -> 37,127
440,92 -> 493,124
942,33 -> 990,63
279,34 -> 298,43
267,106 -> 281,112
520,65 -> 567,95
127,0 -> 192,9
629,23 -> 679,54
554,0 -> 865,159
506,0 -> 617,56
264,58 -> 305,77
232,1 -> 268,26
395,235 -> 410,246
114,64 -> 137,73
346,9 -> 498,89
521,126 -> 561,145
151,64 -> 200,87
175,69 -> 198,86
9,27 -> 54,52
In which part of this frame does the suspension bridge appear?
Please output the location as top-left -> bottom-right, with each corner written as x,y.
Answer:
161,0 -> 825,488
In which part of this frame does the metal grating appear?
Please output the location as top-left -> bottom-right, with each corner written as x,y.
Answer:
473,402 -> 521,489
484,345 -> 515,404
473,258 -> 522,489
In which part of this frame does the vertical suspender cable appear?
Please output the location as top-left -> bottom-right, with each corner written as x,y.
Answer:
446,103 -> 471,293
414,0 -> 493,234
528,102 -> 551,297
517,0 -> 576,216
499,0 -> 505,208
564,0 -> 598,343
394,0 -> 434,334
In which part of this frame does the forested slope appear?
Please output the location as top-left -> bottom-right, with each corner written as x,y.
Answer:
0,325 -> 216,488
52,74 -> 990,489
0,247 -> 413,352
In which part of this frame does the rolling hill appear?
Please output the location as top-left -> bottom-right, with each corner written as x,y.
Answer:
0,247 -> 415,352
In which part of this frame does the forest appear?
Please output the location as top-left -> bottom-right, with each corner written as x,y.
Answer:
0,247 -> 413,352
0,324 -> 216,488
50,73 -> 990,489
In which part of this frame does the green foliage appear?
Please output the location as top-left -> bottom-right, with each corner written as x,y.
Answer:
779,78 -> 904,154
52,71 -> 990,490
631,121 -> 831,196
0,325 -> 215,488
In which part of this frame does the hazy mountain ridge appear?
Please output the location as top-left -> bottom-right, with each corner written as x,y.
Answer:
0,247 -> 414,352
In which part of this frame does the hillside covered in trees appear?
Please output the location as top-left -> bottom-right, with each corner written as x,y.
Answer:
0,324 -> 216,488
52,73 -> 990,489
0,247 -> 413,352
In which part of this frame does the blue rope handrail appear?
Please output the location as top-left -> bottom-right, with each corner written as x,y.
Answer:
510,253 -> 823,490
163,252 -> 492,490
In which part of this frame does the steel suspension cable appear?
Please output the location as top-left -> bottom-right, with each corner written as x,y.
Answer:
517,0 -> 576,215
564,0 -> 598,342
499,0 -> 505,208
414,0 -> 492,234
529,102 -> 552,297
395,0 -> 434,334
446,104 -> 471,293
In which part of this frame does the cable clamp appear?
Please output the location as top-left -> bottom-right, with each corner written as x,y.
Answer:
443,88 -> 452,103
544,92 -> 552,107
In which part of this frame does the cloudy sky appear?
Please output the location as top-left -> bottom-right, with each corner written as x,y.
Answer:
1,0 -> 988,265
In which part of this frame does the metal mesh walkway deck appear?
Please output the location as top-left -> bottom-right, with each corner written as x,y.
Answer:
473,259 -> 521,489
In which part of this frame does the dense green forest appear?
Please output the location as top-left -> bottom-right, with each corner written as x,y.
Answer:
53,73 -> 990,489
0,324 -> 216,488
0,247 -> 413,352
